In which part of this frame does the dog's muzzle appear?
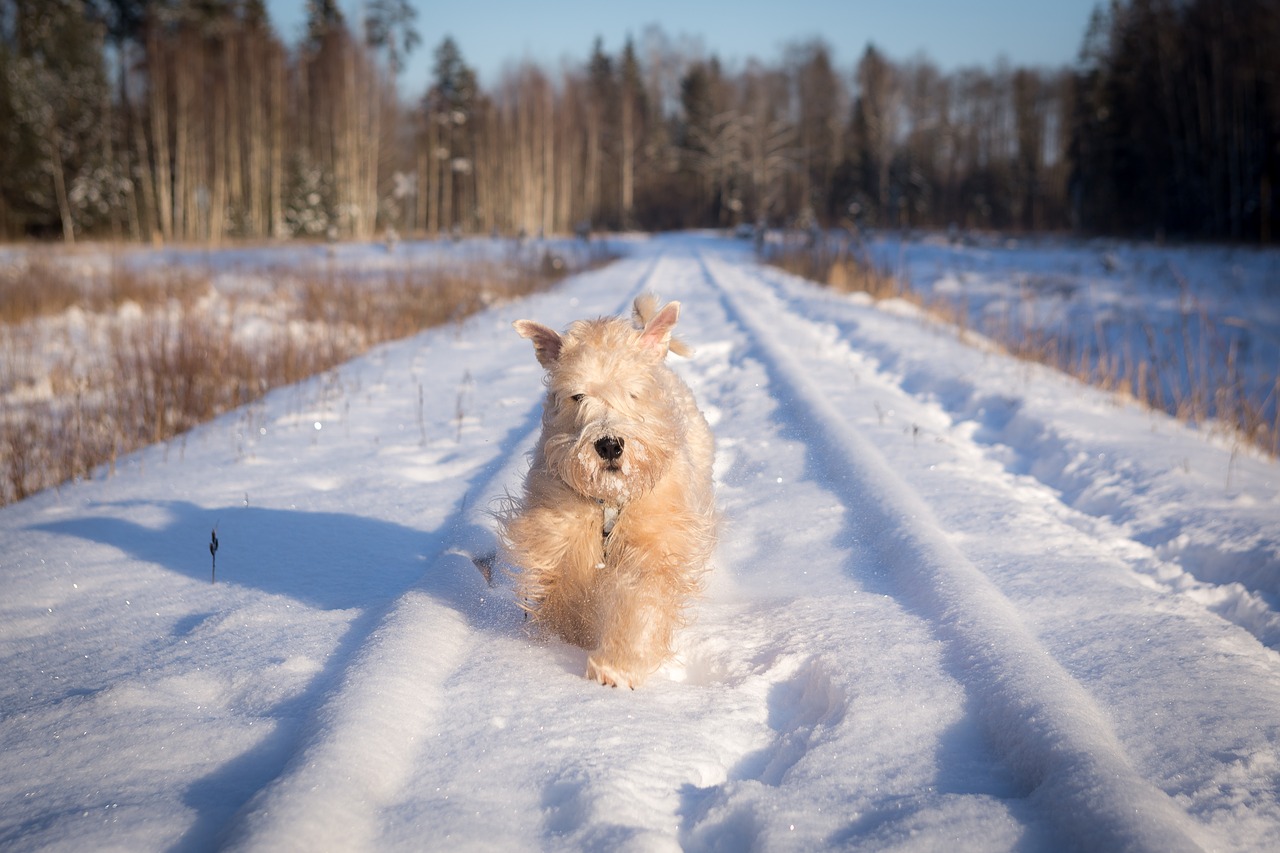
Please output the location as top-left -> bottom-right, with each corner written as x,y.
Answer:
594,436 -> 624,462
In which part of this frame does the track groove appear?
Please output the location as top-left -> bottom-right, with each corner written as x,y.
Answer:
218,257 -> 665,850
697,251 -> 1206,852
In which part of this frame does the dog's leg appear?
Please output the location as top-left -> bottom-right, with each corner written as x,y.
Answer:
587,565 -> 678,689
585,530 -> 694,687
585,476 -> 713,688
505,500 -> 604,649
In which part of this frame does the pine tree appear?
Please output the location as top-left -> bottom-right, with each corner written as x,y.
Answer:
364,0 -> 419,76
424,37 -> 478,234
0,0 -> 109,239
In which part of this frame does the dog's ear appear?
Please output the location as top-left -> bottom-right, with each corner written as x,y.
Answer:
631,293 -> 659,328
513,320 -> 562,368
639,300 -> 687,358
632,293 -> 693,356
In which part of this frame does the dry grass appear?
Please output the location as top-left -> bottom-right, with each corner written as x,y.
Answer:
0,254 -> 207,324
761,234 -> 1278,458
0,244 -> 614,506
0,258 -> 84,323
762,237 -> 900,300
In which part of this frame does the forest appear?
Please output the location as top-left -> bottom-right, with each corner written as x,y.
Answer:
1,0 -> 1277,244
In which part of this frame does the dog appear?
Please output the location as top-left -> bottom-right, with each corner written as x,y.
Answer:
500,295 -> 717,688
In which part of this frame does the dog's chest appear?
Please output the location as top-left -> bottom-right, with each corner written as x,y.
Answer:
601,503 -> 620,537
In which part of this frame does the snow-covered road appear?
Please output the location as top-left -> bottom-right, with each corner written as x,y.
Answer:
2,234 -> 1278,851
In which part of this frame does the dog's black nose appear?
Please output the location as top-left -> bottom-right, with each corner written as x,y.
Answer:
594,436 -> 624,461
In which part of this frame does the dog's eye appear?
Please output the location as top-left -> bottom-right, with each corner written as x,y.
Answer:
570,393 -> 585,403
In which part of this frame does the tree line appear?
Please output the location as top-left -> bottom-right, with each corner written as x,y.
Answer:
1,0 -> 1276,243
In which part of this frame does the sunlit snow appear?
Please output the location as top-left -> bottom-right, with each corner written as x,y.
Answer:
1,233 -> 1277,851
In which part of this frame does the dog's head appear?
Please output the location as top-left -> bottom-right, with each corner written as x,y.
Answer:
514,295 -> 691,504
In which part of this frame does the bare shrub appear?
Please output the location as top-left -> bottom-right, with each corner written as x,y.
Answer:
0,243 -> 616,506
0,257 -> 84,324
0,255 -> 212,327
104,263 -> 209,309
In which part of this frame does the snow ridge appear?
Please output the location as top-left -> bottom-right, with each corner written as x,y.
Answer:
218,257 -> 665,851
700,253 -> 1207,852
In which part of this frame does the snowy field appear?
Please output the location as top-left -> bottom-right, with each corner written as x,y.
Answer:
862,232 -> 1280,452
1,233 -> 1278,851
0,235 -> 605,505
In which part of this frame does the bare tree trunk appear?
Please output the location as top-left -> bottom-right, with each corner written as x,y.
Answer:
355,55 -> 380,238
209,41 -> 228,245
416,133 -> 428,235
584,94 -> 600,226
222,36 -> 240,239
442,121 -> 454,233
269,47 -> 285,238
173,38 -> 192,239
621,89 -> 634,226
48,124 -> 75,243
542,81 -> 555,235
149,28 -> 173,241
334,41 -> 353,237
474,107 -> 494,232
518,77 -> 538,234
424,114 -> 438,234
243,31 -> 265,237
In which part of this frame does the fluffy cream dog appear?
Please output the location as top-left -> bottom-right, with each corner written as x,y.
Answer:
500,295 -> 717,688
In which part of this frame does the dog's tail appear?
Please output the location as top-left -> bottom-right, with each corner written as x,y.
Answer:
632,293 -> 694,357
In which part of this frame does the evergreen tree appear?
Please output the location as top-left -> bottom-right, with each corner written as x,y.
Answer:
304,0 -> 343,55
789,40 -> 842,223
1067,0 -> 1280,241
849,44 -> 896,226
0,0 -> 109,239
585,37 -> 619,227
427,36 -> 477,115
617,36 -> 648,228
424,37 -> 477,233
364,0 -> 419,76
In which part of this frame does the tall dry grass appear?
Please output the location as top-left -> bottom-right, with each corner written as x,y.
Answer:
0,254 -> 208,324
761,235 -> 901,300
761,234 -> 1278,458
0,244 -> 612,506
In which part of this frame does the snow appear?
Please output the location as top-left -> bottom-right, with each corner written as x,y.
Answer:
860,233 -> 1280,448
2,233 -> 1278,852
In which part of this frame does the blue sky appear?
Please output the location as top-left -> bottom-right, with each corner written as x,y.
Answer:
268,0 -> 1100,90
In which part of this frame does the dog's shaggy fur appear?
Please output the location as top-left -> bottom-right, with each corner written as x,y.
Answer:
500,295 -> 717,688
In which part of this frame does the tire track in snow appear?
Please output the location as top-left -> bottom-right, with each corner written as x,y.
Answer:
218,257 -> 664,851
750,260 -> 1280,652
698,252 -> 1207,853
376,248 -> 1028,850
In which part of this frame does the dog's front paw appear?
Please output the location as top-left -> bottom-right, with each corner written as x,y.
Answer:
586,654 -> 642,689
